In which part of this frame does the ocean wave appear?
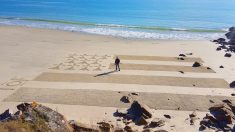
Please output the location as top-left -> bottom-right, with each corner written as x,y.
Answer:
0,17 -> 225,40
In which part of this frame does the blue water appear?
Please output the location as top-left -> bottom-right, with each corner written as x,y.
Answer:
0,0 -> 235,40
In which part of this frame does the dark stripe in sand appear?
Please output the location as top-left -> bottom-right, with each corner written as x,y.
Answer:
4,87 -> 235,111
109,63 -> 214,73
34,72 -> 229,88
115,55 -> 204,63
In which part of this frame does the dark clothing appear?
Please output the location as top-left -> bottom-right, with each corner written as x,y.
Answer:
115,58 -> 120,65
115,58 -> 120,71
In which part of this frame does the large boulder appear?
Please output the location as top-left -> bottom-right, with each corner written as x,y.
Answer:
33,104 -> 73,132
225,27 -> 235,45
192,61 -> 201,67
230,81 -> 235,88
128,101 -> 152,120
229,27 -> 235,32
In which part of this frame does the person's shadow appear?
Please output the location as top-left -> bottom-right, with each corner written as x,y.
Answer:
94,70 -> 116,77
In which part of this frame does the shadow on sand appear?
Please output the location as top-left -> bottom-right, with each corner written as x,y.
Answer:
94,70 -> 116,77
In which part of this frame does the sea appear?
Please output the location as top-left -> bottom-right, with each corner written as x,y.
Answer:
0,0 -> 235,40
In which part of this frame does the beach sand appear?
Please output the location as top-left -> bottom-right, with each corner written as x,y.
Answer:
0,25 -> 235,131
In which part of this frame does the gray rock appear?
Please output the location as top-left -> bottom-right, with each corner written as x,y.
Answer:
135,116 -> 148,125
192,61 -> 201,67
224,53 -> 232,57
128,101 -> 152,119
120,96 -> 132,103
230,81 -> 235,88
148,118 -> 165,128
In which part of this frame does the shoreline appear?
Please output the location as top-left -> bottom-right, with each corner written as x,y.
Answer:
0,18 -> 224,40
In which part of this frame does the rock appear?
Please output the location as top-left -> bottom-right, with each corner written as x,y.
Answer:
33,104 -> 72,132
224,53 -> 232,57
120,96 -> 132,103
0,109 -> 13,122
209,100 -> 215,103
124,125 -> 133,132
219,65 -> 224,68
186,53 -> 193,55
189,111 -> 197,118
148,118 -> 165,128
163,114 -> 171,119
209,104 -> 224,111
216,47 -> 222,51
17,103 -> 31,112
229,27 -> 235,32
116,108 -> 128,117
189,111 -> 198,125
222,99 -> 232,105
231,94 -> 235,96
128,101 -> 152,119
97,120 -> 114,132
177,57 -> 184,60
68,120 -> 99,132
192,61 -> 201,67
131,92 -> 139,96
207,67 -> 211,70
209,103 -> 235,124
179,54 -> 186,57
178,71 -> 184,74
217,38 -> 226,44
135,116 -> 148,125
230,81 -> 235,88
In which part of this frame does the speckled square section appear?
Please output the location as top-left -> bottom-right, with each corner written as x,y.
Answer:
109,63 -> 214,73
33,73 -> 229,88
4,87 -> 235,111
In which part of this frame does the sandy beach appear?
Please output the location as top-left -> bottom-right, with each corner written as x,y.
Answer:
0,25 -> 235,131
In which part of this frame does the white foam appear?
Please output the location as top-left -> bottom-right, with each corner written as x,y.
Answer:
0,19 -> 224,40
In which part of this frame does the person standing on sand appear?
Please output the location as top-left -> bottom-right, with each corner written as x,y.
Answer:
115,57 -> 120,71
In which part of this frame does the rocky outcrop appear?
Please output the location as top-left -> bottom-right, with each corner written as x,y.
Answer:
226,27 -> 235,45
199,100 -> 235,131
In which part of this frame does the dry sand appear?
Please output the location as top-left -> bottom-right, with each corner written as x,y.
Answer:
0,25 -> 235,131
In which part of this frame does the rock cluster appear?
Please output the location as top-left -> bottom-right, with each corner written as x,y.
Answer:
213,26 -> 235,55
0,102 -> 72,132
199,100 -> 235,131
226,27 -> 235,45
115,100 -> 169,131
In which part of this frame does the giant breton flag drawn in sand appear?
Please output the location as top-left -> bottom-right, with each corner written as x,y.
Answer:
3,54 -> 233,111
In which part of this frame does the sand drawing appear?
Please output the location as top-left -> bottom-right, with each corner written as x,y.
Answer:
1,78 -> 28,87
49,54 -> 112,71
